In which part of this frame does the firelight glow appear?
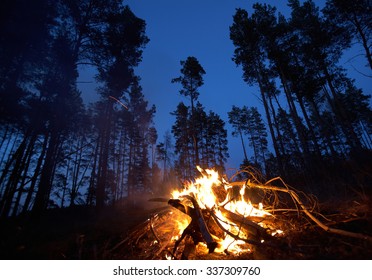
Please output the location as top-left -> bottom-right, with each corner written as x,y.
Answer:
170,166 -> 279,254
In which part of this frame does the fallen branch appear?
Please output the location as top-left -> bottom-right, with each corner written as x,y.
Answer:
210,211 -> 264,247
229,179 -> 372,243
217,206 -> 270,241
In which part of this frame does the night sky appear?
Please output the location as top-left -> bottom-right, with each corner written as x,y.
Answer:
78,0 -> 371,171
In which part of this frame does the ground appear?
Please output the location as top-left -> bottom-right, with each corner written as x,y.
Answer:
0,205 -> 155,259
0,195 -> 371,260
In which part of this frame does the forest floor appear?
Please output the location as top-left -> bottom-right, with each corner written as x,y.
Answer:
0,194 -> 371,260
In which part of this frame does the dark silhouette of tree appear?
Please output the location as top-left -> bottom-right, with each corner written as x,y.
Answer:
171,99 -> 228,178
91,5 -> 149,209
0,0 -> 53,125
288,0 -> 363,153
230,7 -> 285,176
246,107 -> 269,169
171,102 -> 193,179
172,56 -> 206,166
230,0 -> 371,191
126,82 -> 156,196
228,106 -> 249,162
0,1 -> 153,216
204,110 -> 229,174
228,106 -> 268,172
0,0 -> 56,216
323,0 -> 372,70
156,131 -> 174,183
32,32 -> 84,213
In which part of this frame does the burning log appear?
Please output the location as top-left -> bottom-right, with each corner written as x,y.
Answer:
168,196 -> 217,253
217,206 -> 271,242
182,194 -> 218,252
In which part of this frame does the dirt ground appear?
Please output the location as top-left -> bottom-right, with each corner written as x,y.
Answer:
0,204 -> 155,259
0,196 -> 371,260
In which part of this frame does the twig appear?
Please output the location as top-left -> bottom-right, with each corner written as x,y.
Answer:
150,215 -> 161,244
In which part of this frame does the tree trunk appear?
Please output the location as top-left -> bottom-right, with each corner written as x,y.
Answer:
11,135 -> 36,216
22,134 -> 48,213
308,97 -> 338,157
297,95 -> 322,157
279,68 -> 311,157
190,97 -> 200,167
323,67 -> 362,150
96,102 -> 113,210
32,131 -> 60,213
0,136 -> 28,217
268,95 -> 286,158
351,11 -> 372,70
255,63 -> 285,177
238,129 -> 249,162
86,138 -> 99,206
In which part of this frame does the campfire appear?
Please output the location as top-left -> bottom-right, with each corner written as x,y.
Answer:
112,167 -> 372,260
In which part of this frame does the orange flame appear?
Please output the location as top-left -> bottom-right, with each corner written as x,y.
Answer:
170,166 -> 280,254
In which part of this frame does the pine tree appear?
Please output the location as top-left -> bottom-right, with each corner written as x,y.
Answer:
93,6 -> 149,209
230,7 -> 285,176
228,106 -> 249,162
156,131 -> 174,182
172,57 -> 206,166
323,0 -> 372,69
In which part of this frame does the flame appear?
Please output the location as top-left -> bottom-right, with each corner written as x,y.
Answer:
171,166 -> 220,209
170,166 -> 280,255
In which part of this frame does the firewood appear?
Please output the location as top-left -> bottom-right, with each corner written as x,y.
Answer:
217,206 -> 271,241
168,197 -> 218,253
230,179 -> 372,243
181,194 -> 218,253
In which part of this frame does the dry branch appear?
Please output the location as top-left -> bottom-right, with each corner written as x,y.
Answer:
217,206 -> 270,240
229,179 -> 372,243
209,211 -> 264,247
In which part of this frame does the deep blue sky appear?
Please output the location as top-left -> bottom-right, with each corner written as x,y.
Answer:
79,0 -> 371,171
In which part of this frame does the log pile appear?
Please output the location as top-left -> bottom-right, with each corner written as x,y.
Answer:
110,168 -> 372,260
